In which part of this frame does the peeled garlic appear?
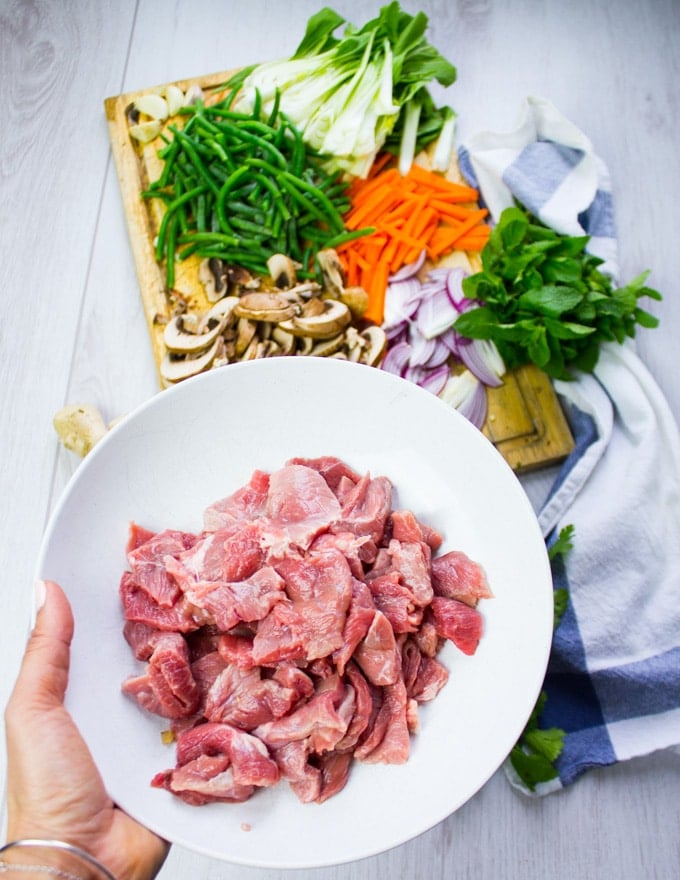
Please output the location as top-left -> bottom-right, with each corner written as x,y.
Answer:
164,84 -> 185,116
134,93 -> 169,121
53,404 -> 108,457
129,119 -> 163,143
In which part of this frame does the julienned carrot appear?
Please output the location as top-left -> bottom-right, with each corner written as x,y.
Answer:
337,157 -> 489,325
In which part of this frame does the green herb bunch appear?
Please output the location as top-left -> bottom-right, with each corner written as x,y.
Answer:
509,524 -> 573,791
454,207 -> 662,380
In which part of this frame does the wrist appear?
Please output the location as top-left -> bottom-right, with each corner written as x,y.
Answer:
0,840 -> 116,880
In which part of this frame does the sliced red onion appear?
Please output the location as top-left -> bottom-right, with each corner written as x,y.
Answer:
457,337 -> 505,387
416,281 -> 461,340
383,277 -> 422,331
407,330 -> 437,367
384,320 -> 409,344
439,371 -> 488,429
446,267 -> 469,310
388,249 -> 426,282
381,340 -> 412,377
420,335 -> 452,369
404,363 -> 450,396
439,326 -> 461,358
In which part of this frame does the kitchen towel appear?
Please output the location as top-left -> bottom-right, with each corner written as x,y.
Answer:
459,96 -> 680,793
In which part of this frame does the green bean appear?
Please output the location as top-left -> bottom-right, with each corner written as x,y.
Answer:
155,184 -> 207,262
144,87 -> 364,292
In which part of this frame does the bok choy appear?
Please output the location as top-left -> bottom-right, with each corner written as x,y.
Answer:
233,2 -> 457,178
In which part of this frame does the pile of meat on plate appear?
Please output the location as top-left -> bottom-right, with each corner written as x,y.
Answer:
120,455 -> 492,806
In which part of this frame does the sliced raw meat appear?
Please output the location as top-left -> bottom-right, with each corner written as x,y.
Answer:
431,550 -> 493,606
430,597 -> 483,655
386,538 -> 433,606
263,464 -> 341,550
203,469 -> 270,531
169,564 -> 286,632
122,633 -> 200,719
204,665 -> 299,729
331,473 -> 393,545
119,456 -> 492,808
368,571 -> 423,633
175,722 -> 280,788
119,571 -> 202,633
127,527 -> 196,607
353,610 -> 401,686
358,677 -> 410,765
254,677 -> 353,754
170,521 -> 264,587
286,456 -> 362,492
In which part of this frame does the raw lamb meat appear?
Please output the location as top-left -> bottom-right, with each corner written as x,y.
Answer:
119,456 -> 492,806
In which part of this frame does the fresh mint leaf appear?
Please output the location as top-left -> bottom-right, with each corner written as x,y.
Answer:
517,285 -> 584,317
455,207 -> 662,379
509,745 -> 560,790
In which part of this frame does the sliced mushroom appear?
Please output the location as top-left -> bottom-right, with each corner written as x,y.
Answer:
267,254 -> 298,289
198,258 -> 226,302
234,292 -> 297,322
160,338 -> 221,384
197,296 -> 239,333
316,249 -> 346,299
271,326 -> 296,355
299,297 -> 326,318
164,314 -> 223,355
234,318 -> 258,357
340,285 -> 369,319
310,333 -> 346,357
358,325 -> 388,366
296,336 -> 314,356
281,299 -> 352,339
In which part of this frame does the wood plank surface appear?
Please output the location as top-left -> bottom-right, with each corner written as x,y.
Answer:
2,3 -> 679,880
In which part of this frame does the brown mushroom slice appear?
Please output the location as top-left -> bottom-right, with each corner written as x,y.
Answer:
281,300 -> 352,340
310,333 -> 346,357
164,297 -> 237,355
197,296 -> 239,333
267,254 -> 298,289
316,249 -> 346,299
271,326 -> 296,355
234,318 -> 258,358
233,292 -> 297,323
296,336 -> 314,356
340,285 -> 370,320
160,338 -> 221,384
359,326 -> 388,366
198,258 -> 226,302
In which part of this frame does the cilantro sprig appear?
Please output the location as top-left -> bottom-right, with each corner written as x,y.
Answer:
509,524 -> 573,790
454,207 -> 662,380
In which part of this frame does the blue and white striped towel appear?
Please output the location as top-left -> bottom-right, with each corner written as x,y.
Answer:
460,96 -> 680,793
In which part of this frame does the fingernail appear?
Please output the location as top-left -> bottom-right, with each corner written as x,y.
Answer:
31,579 -> 47,630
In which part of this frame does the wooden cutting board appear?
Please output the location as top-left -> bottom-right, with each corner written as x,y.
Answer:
104,70 -> 574,474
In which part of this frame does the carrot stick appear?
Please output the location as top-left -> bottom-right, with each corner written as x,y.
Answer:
338,159 -> 491,324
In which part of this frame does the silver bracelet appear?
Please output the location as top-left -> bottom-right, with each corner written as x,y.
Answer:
0,840 -> 117,880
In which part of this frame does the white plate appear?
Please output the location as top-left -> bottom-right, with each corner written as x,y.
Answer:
37,357 -> 553,869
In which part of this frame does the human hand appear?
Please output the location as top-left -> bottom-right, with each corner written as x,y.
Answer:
4,580 -> 169,880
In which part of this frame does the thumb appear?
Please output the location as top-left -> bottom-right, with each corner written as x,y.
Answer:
9,580 -> 75,713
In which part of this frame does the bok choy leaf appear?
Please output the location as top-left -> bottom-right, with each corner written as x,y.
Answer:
234,2 -> 457,178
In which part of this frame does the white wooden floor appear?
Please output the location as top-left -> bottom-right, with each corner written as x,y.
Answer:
1,1 -> 679,877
